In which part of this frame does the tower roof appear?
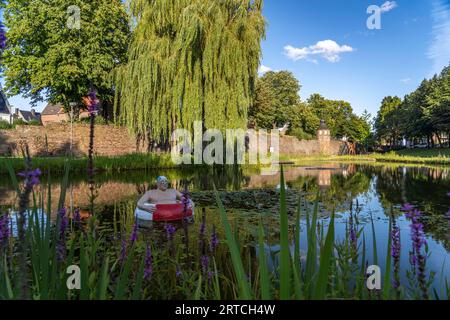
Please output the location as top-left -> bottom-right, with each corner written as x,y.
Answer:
319,119 -> 329,130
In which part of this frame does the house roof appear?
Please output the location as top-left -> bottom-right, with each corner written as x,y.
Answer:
42,103 -> 66,116
19,110 -> 41,122
0,89 -> 11,115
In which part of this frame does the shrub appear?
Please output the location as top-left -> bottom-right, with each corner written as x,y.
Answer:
289,127 -> 314,140
79,115 -> 107,125
0,119 -> 13,129
27,119 -> 42,126
12,118 -> 27,126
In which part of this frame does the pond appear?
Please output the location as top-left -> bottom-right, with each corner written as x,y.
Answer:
1,162 -> 450,295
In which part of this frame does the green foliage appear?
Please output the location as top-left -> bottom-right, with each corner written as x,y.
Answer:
2,0 -> 130,109
307,94 -> 371,142
79,115 -> 107,125
250,71 -> 307,130
27,119 -> 42,126
0,119 -> 12,129
250,73 -> 372,142
114,0 -> 266,143
12,118 -> 27,126
375,64 -> 450,147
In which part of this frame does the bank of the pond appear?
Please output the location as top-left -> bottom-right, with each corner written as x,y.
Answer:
282,149 -> 450,166
2,148 -> 449,174
0,154 -> 181,174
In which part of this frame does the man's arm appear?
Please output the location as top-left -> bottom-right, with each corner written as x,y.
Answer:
137,191 -> 155,211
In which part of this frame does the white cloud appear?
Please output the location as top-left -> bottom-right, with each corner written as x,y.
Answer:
400,78 -> 411,83
380,1 -> 398,13
284,40 -> 355,63
428,0 -> 450,76
258,65 -> 272,75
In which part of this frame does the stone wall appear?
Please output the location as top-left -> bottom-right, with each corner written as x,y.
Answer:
0,124 -> 140,157
278,135 -> 343,156
0,124 -> 343,157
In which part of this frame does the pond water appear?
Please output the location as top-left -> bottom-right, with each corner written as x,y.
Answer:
1,162 -> 450,292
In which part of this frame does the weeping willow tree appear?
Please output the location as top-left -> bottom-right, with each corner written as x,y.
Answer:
114,0 -> 265,144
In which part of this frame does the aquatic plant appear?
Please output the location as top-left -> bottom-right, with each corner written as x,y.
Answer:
130,223 -> 138,245
144,244 -> 153,281
402,204 -> 430,299
391,217 -> 401,298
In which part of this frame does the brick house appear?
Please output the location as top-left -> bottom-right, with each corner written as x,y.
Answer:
41,103 -> 92,126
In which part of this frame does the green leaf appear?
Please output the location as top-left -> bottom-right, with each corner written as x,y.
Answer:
312,213 -> 335,300
213,184 -> 252,300
258,219 -> 271,300
279,165 -> 291,300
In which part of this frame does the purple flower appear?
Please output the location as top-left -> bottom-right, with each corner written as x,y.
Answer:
200,255 -> 209,273
209,225 -> 219,253
18,168 -> 41,188
402,204 -> 429,299
59,207 -> 68,237
391,223 -> 401,291
85,89 -> 100,115
144,244 -> 153,281
57,207 -> 68,261
391,226 -> 401,260
73,208 -> 81,222
199,218 -> 206,238
165,224 -> 176,240
0,214 -> 10,245
0,23 -> 6,51
130,223 -> 138,245
176,268 -> 182,278
207,271 -> 216,282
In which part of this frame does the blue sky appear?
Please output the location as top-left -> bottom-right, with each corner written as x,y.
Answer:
3,0 -> 450,119
259,0 -> 450,117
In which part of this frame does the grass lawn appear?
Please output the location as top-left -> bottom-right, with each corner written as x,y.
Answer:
281,148 -> 450,166
394,148 -> 450,158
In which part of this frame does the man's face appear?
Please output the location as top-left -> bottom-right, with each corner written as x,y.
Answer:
157,180 -> 168,191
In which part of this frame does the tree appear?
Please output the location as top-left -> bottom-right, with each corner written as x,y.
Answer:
249,78 -> 276,129
2,0 -> 130,115
427,66 -> 450,146
374,96 -> 403,146
114,0 -> 265,143
250,70 -> 302,129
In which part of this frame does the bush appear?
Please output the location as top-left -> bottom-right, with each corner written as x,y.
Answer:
12,118 -> 27,126
27,119 -> 42,126
289,127 -> 314,140
79,115 -> 107,125
0,119 -> 13,129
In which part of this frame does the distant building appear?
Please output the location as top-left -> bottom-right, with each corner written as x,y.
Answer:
12,108 -> 41,123
41,102 -> 90,126
41,103 -> 69,126
0,88 -> 13,124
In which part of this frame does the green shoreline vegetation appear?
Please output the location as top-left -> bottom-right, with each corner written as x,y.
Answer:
1,148 -> 450,175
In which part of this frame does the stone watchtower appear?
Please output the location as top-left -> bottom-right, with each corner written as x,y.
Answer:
317,119 -> 331,155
